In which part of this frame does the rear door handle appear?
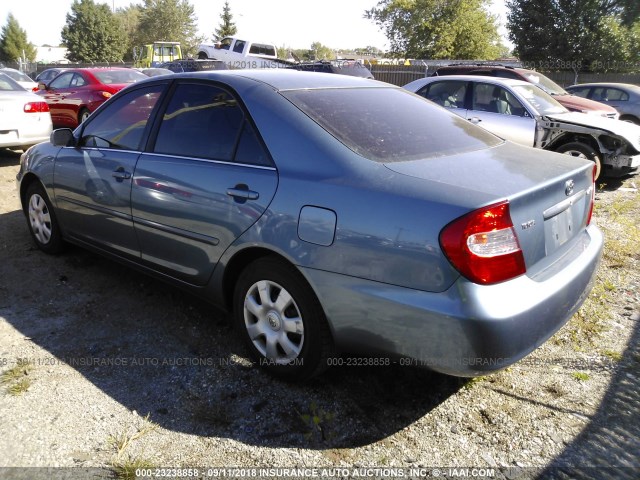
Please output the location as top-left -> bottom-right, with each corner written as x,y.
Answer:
227,186 -> 259,200
112,167 -> 131,181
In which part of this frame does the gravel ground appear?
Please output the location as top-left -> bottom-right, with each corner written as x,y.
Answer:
0,147 -> 638,480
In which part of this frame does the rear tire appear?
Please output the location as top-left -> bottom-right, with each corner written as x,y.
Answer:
619,115 -> 640,125
24,182 -> 64,254
233,257 -> 334,381
555,142 -> 602,180
78,107 -> 91,125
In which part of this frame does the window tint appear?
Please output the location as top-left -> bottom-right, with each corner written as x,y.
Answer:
249,43 -> 276,56
235,122 -> 271,166
154,83 -> 244,161
283,87 -> 501,163
80,85 -> 164,150
50,72 -> 74,89
233,40 -> 246,53
419,81 -> 467,108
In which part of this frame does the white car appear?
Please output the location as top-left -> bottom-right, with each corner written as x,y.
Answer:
0,72 -> 52,150
405,75 -> 640,179
0,67 -> 38,91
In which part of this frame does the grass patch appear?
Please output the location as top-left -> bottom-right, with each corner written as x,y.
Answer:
112,456 -> 155,480
602,350 -> 623,362
1,359 -> 34,396
565,188 -> 640,348
108,413 -> 158,478
297,402 -> 335,442
108,414 -> 158,458
572,372 -> 590,382
463,376 -> 485,390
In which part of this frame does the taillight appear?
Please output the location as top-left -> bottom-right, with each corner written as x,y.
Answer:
24,102 -> 49,113
99,91 -> 113,99
440,200 -> 526,285
586,164 -> 596,226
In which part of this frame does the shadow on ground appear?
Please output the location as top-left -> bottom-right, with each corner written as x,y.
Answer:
539,312 -> 640,479
0,208 -> 462,449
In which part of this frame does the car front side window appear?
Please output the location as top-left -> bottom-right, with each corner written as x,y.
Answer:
79,85 -> 165,151
50,72 -> 74,89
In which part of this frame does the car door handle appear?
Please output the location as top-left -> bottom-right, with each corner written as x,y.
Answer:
469,117 -> 482,124
112,167 -> 131,181
227,186 -> 259,200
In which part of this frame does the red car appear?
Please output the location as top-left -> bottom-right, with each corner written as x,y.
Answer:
36,68 -> 148,128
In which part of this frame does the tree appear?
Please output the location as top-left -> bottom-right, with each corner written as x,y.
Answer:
115,4 -> 142,61
365,0 -> 506,59
506,0 -> 640,70
135,0 -> 202,57
0,14 -> 37,62
310,42 -> 334,60
61,0 -> 127,62
214,1 -> 237,41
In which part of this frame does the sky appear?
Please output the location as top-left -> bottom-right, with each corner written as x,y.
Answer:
0,0 -> 510,52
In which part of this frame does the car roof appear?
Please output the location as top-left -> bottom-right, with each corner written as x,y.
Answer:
165,69 -> 391,91
422,75 -> 532,87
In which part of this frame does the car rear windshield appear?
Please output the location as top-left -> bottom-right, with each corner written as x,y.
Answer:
93,70 -> 147,84
0,72 -> 23,91
282,87 -> 501,162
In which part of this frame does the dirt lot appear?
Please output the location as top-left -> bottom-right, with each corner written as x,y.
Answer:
0,147 -> 638,480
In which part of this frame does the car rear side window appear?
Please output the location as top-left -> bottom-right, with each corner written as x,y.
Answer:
283,87 -> 501,162
154,83 -> 271,166
80,85 -> 164,151
418,81 -> 467,109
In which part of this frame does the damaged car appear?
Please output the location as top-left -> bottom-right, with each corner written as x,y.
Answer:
405,75 -> 640,179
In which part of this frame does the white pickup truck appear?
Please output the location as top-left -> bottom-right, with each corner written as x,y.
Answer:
196,37 -> 293,69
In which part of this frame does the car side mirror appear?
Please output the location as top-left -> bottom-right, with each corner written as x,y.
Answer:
50,129 -> 76,147
37,82 -> 47,91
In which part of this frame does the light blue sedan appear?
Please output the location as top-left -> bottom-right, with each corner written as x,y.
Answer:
17,70 -> 603,381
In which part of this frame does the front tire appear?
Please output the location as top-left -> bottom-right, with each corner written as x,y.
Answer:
555,142 -> 602,180
233,257 -> 334,381
24,182 -> 64,254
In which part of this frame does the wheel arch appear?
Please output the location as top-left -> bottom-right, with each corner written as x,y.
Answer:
547,134 -> 600,154
19,172 -> 44,212
222,247 -> 298,311
619,114 -> 640,125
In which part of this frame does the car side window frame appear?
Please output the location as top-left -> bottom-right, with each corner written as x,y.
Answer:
147,79 -> 275,168
49,72 -> 74,89
76,82 -> 170,151
417,80 -> 469,109
472,82 -> 530,118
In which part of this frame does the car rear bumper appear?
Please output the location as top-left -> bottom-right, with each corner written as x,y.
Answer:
0,127 -> 51,149
303,224 -> 603,377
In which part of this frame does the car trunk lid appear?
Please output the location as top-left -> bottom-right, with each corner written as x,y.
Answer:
384,142 -> 595,275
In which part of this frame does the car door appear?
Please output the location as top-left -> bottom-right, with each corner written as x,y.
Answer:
53,83 -> 166,259
131,81 -> 278,286
40,71 -> 74,126
466,82 -> 536,146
